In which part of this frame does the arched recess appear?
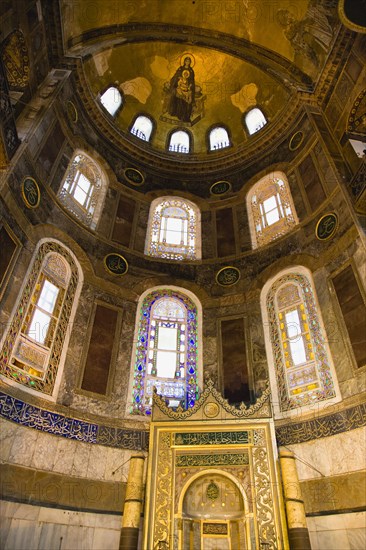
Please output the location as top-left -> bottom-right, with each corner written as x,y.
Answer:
260,265 -> 340,417
0,239 -> 84,401
177,470 -> 250,549
127,285 -> 203,417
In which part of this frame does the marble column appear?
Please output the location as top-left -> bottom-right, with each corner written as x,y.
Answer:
119,455 -> 145,550
279,449 -> 311,550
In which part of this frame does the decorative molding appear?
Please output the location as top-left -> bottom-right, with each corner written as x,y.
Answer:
275,401 -> 366,445
1,390 -> 365,448
253,446 -> 279,548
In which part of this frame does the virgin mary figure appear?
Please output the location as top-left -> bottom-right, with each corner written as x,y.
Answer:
168,56 -> 195,122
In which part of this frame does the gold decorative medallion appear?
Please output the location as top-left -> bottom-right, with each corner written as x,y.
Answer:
204,402 -> 219,418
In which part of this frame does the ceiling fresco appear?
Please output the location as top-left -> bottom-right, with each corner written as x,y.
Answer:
62,0 -> 339,80
84,42 -> 290,152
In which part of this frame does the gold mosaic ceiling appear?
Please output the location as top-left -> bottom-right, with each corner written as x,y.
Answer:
61,0 -> 340,153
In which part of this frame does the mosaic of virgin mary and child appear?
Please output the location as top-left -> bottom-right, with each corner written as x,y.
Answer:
162,55 -> 205,125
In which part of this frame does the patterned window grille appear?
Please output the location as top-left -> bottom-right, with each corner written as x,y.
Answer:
130,115 -> 153,141
248,173 -> 298,248
131,290 -> 198,415
169,130 -> 190,153
209,127 -> 230,150
145,197 -> 200,260
266,272 -> 337,411
58,153 -> 104,229
0,243 -> 79,395
100,86 -> 122,116
245,108 -> 267,135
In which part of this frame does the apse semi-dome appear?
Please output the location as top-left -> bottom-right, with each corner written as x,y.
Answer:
83,42 -> 291,154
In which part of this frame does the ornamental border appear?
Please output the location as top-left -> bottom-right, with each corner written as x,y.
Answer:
275,402 -> 366,445
0,391 -> 148,451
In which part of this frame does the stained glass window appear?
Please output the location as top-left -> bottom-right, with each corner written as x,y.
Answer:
0,243 -> 79,396
58,152 -> 106,230
169,130 -> 190,153
247,172 -> 298,248
131,289 -> 199,415
209,126 -> 230,150
266,272 -> 337,411
130,115 -> 153,141
145,197 -> 201,260
245,107 -> 267,135
100,86 -> 122,117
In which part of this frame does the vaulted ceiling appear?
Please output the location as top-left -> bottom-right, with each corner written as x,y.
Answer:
60,0 -> 342,154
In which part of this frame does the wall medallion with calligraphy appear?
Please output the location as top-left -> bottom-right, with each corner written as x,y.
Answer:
206,481 -> 219,501
210,180 -> 232,196
21,177 -> 40,208
289,131 -> 304,151
315,212 -> 338,241
104,253 -> 128,275
124,168 -> 145,186
66,101 -> 78,123
216,266 -> 241,286
204,402 -> 219,418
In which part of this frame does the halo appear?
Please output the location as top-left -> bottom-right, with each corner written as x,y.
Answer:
180,52 -> 195,68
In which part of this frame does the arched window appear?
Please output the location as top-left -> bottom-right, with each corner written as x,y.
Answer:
168,130 -> 190,153
129,288 -> 200,415
247,172 -> 298,248
58,151 -> 107,230
100,86 -> 122,116
262,268 -> 338,413
0,241 -> 81,398
145,196 -> 201,260
130,115 -> 153,141
245,108 -> 267,135
209,126 -> 230,150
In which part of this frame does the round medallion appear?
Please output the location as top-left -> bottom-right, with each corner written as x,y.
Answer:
124,167 -> 145,186
315,212 -> 339,241
104,253 -> 128,275
204,402 -> 219,418
210,180 -> 232,196
21,177 -> 40,208
289,131 -> 304,151
216,266 -> 241,287
66,100 -> 78,123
